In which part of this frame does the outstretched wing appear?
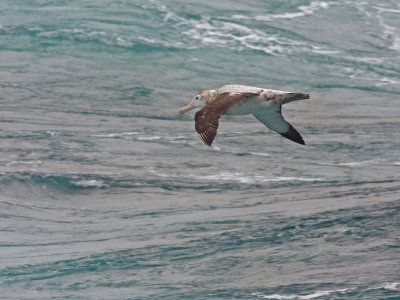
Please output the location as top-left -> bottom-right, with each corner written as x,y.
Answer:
253,107 -> 305,145
216,85 -> 264,95
195,91 -> 260,146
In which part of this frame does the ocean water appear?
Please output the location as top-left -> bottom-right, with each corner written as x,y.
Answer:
1,0 -> 400,299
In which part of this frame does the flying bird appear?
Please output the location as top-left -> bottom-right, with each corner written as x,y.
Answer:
178,85 -> 310,146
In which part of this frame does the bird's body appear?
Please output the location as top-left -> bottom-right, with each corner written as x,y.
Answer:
178,85 -> 310,146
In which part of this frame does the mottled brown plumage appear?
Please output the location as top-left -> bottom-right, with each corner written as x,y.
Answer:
194,92 -> 259,146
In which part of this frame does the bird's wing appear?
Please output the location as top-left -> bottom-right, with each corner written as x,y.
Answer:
195,91 -> 260,146
217,85 -> 264,95
253,107 -> 305,145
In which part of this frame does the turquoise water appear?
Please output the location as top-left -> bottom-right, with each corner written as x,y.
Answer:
1,0 -> 400,299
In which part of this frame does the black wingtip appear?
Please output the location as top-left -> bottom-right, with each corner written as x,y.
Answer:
280,124 -> 306,145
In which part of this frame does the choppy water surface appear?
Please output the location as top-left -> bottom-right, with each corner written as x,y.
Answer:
1,0 -> 399,299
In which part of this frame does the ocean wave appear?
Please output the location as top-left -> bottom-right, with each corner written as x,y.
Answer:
6,160 -> 43,167
319,159 -> 381,167
92,132 -> 139,138
373,6 -> 400,52
149,169 -> 323,185
341,59 -> 400,88
379,282 -> 399,291
250,152 -> 270,157
191,172 -> 323,184
252,288 -> 351,299
147,0 -> 400,88
137,136 -> 161,141
1,24 -> 190,51
92,132 -> 189,144
336,160 -> 378,167
145,0 -> 337,56
71,179 -> 109,188
234,1 -> 332,22
252,281 -> 400,299
0,173 -> 117,194
180,16 -> 330,56
35,28 -> 158,49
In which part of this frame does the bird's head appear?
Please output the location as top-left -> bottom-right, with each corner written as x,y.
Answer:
178,90 -> 214,114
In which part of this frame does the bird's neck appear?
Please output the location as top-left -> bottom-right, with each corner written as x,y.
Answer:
203,89 -> 216,104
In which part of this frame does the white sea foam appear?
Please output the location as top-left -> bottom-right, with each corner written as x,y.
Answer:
150,0 -> 336,56
366,281 -> 400,292
36,28 -> 149,48
253,288 -> 350,299
148,168 -> 169,177
183,19 -> 304,56
148,168 -> 322,184
45,130 -> 59,137
234,1 -> 332,22
347,56 -> 384,64
181,14 -> 337,56
310,45 -> 340,55
190,172 -> 322,184
250,152 -> 270,157
72,179 -> 108,188
342,56 -> 400,87
28,26 -> 42,32
381,282 -> 399,291
37,28 -> 83,38
94,133 -> 187,144
252,293 -> 297,299
374,6 -> 400,52
353,2 -> 400,54
6,160 -> 43,167
137,136 -> 161,141
336,160 -> 379,167
378,77 -> 400,85
319,159 -> 379,167
93,132 -> 139,138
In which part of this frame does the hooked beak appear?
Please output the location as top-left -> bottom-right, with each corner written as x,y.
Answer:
282,92 -> 310,104
178,100 -> 195,114
287,93 -> 310,101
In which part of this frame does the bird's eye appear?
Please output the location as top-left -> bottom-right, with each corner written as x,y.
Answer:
195,96 -> 199,100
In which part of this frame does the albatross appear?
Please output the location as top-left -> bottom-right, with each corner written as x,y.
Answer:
178,84 -> 310,146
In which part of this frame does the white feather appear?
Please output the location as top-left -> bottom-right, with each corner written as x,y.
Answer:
253,108 -> 289,133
